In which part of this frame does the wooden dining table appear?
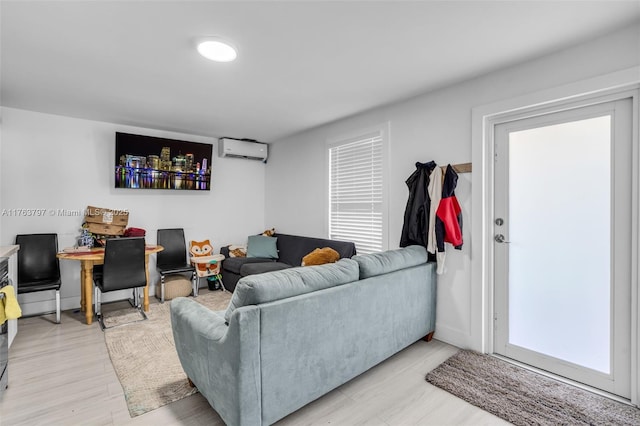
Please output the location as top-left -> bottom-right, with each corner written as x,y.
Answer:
57,245 -> 164,325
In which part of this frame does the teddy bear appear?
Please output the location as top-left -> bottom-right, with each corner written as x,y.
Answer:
301,247 -> 340,266
262,227 -> 276,237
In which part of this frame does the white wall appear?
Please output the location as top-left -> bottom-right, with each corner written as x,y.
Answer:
265,23 -> 640,349
0,110 -> 3,225
0,108 -> 266,315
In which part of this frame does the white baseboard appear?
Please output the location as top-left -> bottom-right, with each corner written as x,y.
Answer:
17,281 -> 211,316
434,323 -> 472,349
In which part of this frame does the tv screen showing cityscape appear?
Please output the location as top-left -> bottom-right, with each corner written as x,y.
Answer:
115,132 -> 213,190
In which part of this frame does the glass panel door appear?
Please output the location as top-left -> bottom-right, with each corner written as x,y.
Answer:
494,98 -> 632,398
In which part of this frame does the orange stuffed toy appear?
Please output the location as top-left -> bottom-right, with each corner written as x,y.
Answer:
262,228 -> 275,237
301,247 -> 340,266
189,239 -> 214,273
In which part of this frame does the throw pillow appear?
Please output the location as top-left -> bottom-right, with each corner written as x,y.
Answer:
228,245 -> 247,258
302,247 -> 340,266
247,235 -> 278,259
262,227 -> 275,237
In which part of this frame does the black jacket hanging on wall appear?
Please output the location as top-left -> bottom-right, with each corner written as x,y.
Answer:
400,161 -> 437,251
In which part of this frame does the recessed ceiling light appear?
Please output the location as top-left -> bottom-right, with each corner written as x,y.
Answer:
197,38 -> 237,62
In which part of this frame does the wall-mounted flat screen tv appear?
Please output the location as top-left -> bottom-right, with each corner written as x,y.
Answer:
115,132 -> 213,190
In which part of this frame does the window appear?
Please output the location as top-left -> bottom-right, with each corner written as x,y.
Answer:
328,127 -> 387,254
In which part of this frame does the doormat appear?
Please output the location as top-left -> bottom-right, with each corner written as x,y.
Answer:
426,350 -> 640,426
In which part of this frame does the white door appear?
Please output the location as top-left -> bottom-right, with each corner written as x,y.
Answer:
494,96 -> 633,399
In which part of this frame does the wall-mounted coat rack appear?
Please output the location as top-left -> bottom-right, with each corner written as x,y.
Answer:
441,162 -> 472,174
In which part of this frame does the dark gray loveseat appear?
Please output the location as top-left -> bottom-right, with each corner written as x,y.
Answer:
220,233 -> 357,292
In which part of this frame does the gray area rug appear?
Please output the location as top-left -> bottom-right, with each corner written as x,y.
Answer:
426,350 -> 640,426
103,291 -> 232,417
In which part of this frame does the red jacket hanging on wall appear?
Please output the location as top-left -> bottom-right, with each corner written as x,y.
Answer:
435,165 -> 463,273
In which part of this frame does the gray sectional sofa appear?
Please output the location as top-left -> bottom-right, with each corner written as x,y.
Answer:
170,245 -> 437,426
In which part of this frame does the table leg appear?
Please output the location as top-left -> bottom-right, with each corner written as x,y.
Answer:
83,261 -> 94,325
143,255 -> 150,312
80,263 -> 86,312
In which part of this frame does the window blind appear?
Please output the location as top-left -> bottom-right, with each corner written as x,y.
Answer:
329,132 -> 384,254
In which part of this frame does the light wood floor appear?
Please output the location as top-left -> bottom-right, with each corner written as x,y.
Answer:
0,292 -> 509,426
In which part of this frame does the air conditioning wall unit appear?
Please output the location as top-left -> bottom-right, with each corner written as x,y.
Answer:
218,138 -> 268,162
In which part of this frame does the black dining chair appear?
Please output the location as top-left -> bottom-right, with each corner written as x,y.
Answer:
156,228 -> 196,303
93,237 -> 147,330
15,234 -> 62,324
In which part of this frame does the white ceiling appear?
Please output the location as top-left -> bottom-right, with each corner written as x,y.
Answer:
2,1 -> 639,142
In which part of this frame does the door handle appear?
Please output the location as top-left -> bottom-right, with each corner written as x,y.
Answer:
494,234 -> 510,243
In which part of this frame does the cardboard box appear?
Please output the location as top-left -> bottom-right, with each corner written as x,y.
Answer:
85,206 -> 129,226
84,206 -> 129,236
85,222 -> 126,236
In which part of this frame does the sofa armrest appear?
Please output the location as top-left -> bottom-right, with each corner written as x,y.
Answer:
171,297 -> 228,341
170,297 -> 261,426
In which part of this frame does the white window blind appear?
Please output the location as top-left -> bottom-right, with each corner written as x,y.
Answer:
329,132 -> 384,254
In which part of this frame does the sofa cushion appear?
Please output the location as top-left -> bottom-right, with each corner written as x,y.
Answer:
224,258 -> 359,323
223,256 -> 274,275
247,235 -> 279,259
240,262 -> 292,276
353,245 -> 428,279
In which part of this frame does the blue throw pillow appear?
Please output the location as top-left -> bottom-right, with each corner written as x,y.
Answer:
247,235 -> 278,259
